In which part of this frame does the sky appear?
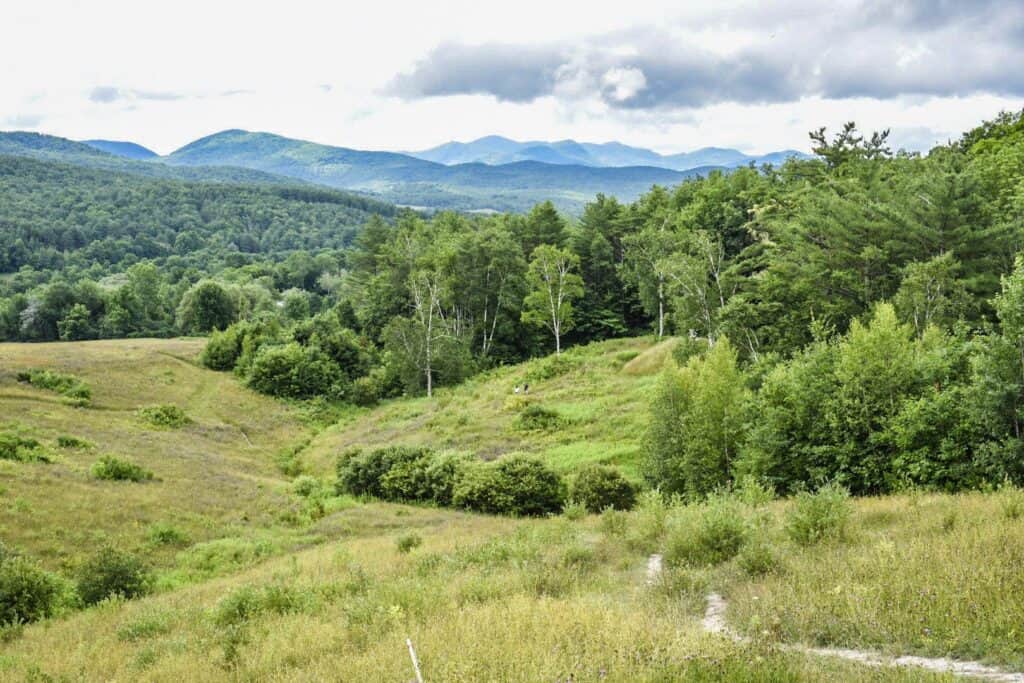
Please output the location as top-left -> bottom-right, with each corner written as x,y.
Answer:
4,0 -> 1024,156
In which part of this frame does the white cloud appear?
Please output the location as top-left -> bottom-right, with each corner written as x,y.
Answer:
601,67 -> 647,102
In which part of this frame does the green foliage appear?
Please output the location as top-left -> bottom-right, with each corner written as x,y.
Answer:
145,523 -> 189,547
246,343 -> 347,400
76,547 -> 151,605
452,456 -> 566,516
0,432 -> 52,464
521,245 -> 584,354
0,554 -> 64,626
515,404 -> 564,432
176,280 -> 236,334
137,404 -> 191,429
569,464 -> 637,512
785,484 -> 852,546
644,337 -> 749,497
56,435 -> 92,449
396,533 -> 423,554
212,582 -> 311,628
90,456 -> 154,483
665,495 -> 750,567
335,446 -> 432,499
16,369 -> 90,403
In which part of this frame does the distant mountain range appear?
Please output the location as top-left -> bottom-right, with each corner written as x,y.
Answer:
0,129 -> 813,213
410,135 -> 811,171
82,139 -> 158,160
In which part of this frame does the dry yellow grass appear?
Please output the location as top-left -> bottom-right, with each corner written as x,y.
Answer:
0,338 -> 311,570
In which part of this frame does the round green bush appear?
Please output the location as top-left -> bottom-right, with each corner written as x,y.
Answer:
90,455 -> 154,482
335,446 -> 432,498
76,547 -> 152,605
201,325 -> 245,371
350,375 -> 382,407
452,456 -> 565,516
570,464 -> 638,512
247,343 -> 347,400
0,556 -> 64,625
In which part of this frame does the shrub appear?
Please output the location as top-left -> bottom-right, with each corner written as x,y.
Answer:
246,343 -> 348,400
212,582 -> 311,627
0,432 -> 52,463
599,508 -> 629,537
627,490 -> 670,550
137,405 -> 191,429
291,475 -> 323,498
524,353 -> 582,382
91,456 -> 154,482
396,533 -> 423,554
201,325 -> 245,371
570,464 -> 638,512
515,404 -> 563,431
335,446 -> 431,498
0,555 -> 64,625
999,481 -> 1024,520
116,606 -> 174,642
56,435 -> 93,449
350,375 -> 382,407
76,547 -> 151,605
452,456 -> 565,516
17,369 -> 91,404
665,496 -> 749,567
561,500 -> 587,520
785,483 -> 852,546
737,539 -> 781,576
145,523 -> 189,547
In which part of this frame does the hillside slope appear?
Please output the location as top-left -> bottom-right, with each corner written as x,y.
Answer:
0,339 -> 310,570
303,337 -> 679,479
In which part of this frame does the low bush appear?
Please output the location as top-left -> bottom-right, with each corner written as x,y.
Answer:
137,405 -> 191,429
570,464 -> 638,512
335,446 -> 432,498
665,496 -> 749,567
515,404 -> 563,431
145,523 -> 189,547
56,435 -> 93,449
291,475 -> 324,498
16,369 -> 91,404
91,456 -> 154,483
452,456 -> 565,516
737,538 -> 781,576
396,533 -> 423,554
0,432 -> 52,463
524,353 -> 582,382
246,343 -> 348,400
76,547 -> 151,606
0,554 -> 65,626
785,483 -> 852,546
561,500 -> 587,520
599,508 -> 629,537
212,582 -> 311,627
998,481 -> 1024,520
350,375 -> 382,407
627,490 -> 670,550
200,325 -> 246,371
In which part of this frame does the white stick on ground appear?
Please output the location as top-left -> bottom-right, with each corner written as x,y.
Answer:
407,637 -> 424,683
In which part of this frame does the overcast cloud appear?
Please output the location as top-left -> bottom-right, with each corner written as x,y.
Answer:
3,0 -> 1023,155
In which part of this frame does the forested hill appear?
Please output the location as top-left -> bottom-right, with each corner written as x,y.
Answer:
165,129 -> 711,212
0,155 -> 397,319
0,131 -> 314,186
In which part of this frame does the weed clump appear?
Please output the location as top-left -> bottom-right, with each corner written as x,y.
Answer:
396,533 -> 423,554
570,464 -> 638,512
666,495 -> 749,567
998,481 -> 1024,520
17,369 -> 91,405
515,404 -> 563,431
145,523 -> 189,547
785,483 -> 852,546
56,435 -> 93,450
137,405 -> 191,429
91,456 -> 154,483
0,432 -> 52,464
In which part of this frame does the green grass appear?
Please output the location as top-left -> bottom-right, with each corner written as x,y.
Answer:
0,336 -> 1020,680
304,337 -> 668,480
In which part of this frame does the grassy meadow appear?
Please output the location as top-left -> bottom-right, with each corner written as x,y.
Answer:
0,337 -> 1022,680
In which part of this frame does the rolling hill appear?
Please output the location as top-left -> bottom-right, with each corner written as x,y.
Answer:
82,139 -> 159,160
165,129 -> 717,212
411,135 -> 811,170
0,336 -> 1021,680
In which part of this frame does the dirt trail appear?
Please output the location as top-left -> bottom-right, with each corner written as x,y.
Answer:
646,554 -> 1024,682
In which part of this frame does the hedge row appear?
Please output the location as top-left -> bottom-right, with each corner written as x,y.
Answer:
335,446 -> 636,516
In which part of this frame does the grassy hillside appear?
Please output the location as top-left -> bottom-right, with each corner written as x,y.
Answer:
303,336 -> 678,480
1,337 -> 1023,681
0,339 -> 313,573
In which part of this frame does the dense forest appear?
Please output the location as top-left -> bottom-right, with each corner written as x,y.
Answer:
6,111 -> 1024,494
